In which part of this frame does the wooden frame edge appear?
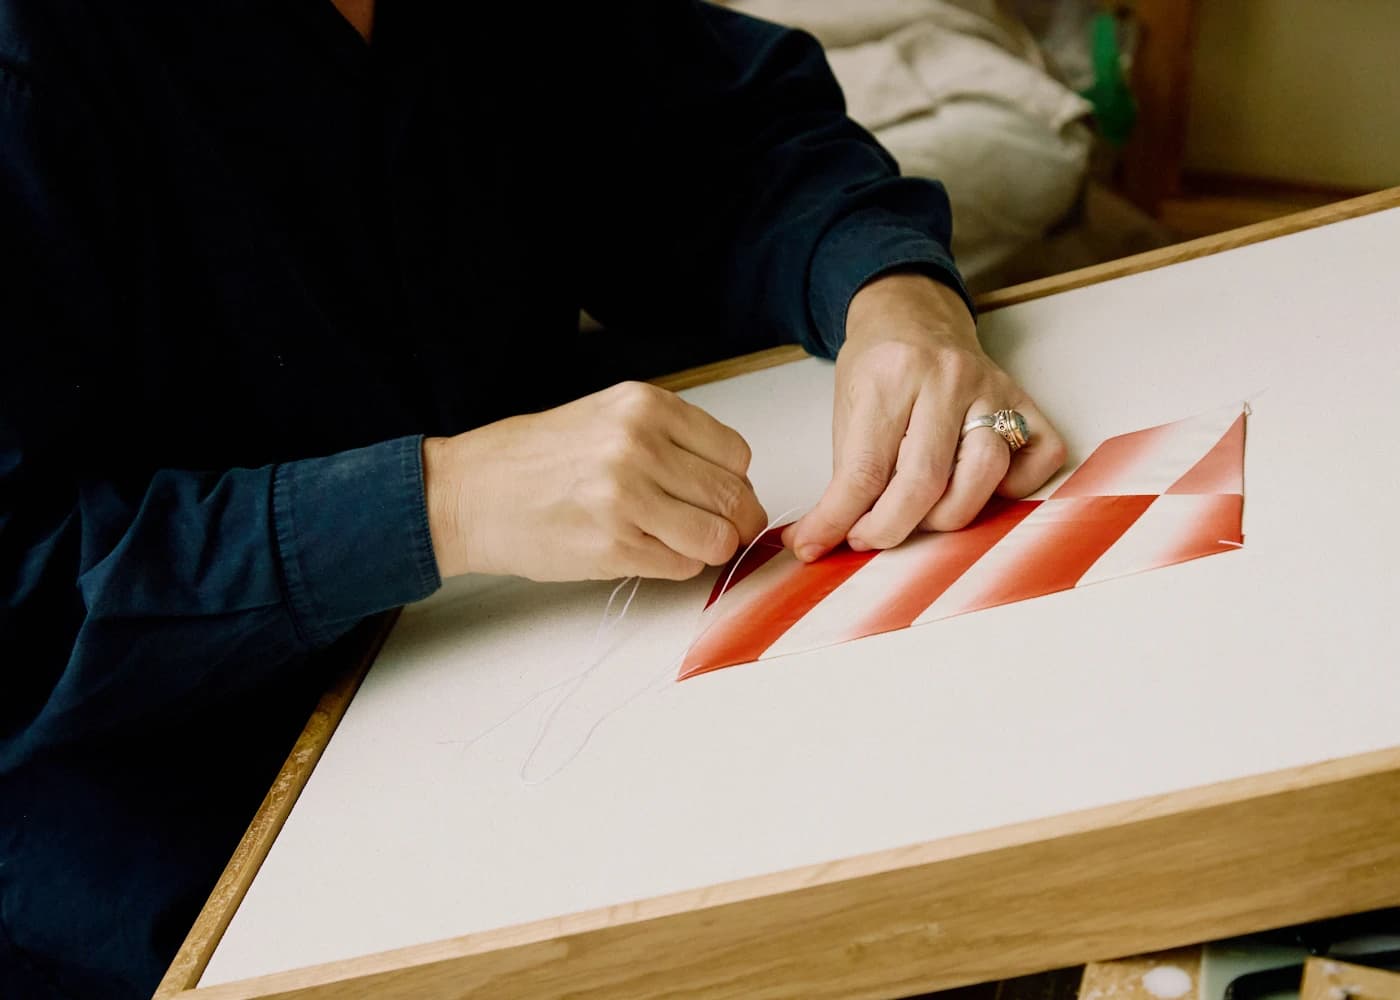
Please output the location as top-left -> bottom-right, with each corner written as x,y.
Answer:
179,746 -> 1400,999
160,186 -> 1400,998
975,187 -> 1400,311
153,613 -> 400,998
650,343 -> 809,392
643,186 -> 1400,389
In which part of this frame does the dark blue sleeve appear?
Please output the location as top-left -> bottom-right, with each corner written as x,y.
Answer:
574,0 -> 973,360
0,59 -> 439,765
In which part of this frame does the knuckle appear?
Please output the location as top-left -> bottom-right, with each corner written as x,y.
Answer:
867,338 -> 927,372
847,343 -> 924,394
612,380 -> 665,418
590,473 -> 629,513
841,451 -> 892,497
745,507 -> 771,541
611,379 -> 650,403
701,518 -> 740,564
602,424 -> 647,466
710,473 -> 745,520
898,469 -> 945,505
805,508 -> 846,540
938,348 -> 975,381
727,433 -> 753,474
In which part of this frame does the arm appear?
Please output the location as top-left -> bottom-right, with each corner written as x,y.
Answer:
569,1 -> 1066,556
0,58 -> 438,765
570,0 -> 972,358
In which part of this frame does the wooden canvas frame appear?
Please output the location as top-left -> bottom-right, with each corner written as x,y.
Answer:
155,188 -> 1400,1000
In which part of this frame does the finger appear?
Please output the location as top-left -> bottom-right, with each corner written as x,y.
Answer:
654,447 -> 769,546
623,533 -> 707,581
921,399 -> 1012,532
997,399 -> 1068,498
636,487 -> 743,567
665,397 -> 754,478
787,395 -> 909,562
846,389 -> 959,550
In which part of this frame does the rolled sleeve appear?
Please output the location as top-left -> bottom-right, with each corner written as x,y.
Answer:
808,202 -> 976,359
273,434 -> 440,648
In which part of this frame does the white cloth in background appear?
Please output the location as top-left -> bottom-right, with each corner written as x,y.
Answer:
724,0 -> 1092,280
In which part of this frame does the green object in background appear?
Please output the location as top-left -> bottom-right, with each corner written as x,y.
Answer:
1082,10 -> 1138,145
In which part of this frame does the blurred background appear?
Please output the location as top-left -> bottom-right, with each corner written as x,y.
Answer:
718,0 -> 1400,292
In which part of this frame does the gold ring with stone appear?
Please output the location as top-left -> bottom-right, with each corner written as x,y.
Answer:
960,409 -> 1031,452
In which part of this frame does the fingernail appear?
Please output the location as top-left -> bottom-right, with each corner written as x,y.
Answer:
797,544 -> 823,562
848,538 -> 870,552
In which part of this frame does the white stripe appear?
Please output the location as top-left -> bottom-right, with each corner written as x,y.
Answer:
911,501 -> 1068,624
1059,404 -> 1241,496
1078,494 -> 1234,585
757,539 -> 929,660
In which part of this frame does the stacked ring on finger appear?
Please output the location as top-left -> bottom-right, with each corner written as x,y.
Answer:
961,409 -> 1031,452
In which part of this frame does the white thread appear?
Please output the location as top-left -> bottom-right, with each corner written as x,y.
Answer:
711,506 -> 803,609
443,576 -> 640,752
514,504 -> 811,785
518,577 -> 640,781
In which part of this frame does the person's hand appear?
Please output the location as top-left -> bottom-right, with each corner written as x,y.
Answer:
423,382 -> 767,581
783,273 -> 1066,561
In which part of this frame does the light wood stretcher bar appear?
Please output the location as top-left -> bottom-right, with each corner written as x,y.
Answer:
156,188 -> 1400,1000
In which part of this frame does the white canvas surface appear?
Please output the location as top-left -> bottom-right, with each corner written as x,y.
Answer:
203,208 -> 1400,985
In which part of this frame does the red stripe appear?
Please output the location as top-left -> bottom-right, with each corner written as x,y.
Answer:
1154,493 -> 1244,566
703,526 -> 787,610
851,497 -> 1040,639
679,545 -> 879,681
952,495 -> 1158,613
1051,422 -> 1181,498
1165,414 -> 1245,495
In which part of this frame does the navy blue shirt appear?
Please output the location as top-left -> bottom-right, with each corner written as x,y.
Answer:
0,0 -> 968,994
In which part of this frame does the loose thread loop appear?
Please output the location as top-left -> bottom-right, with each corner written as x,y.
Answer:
464,501 -> 812,784
447,576 -> 640,753
518,576 -> 640,782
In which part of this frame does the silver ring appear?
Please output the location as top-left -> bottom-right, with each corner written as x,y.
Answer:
961,414 -> 997,437
961,409 -> 1030,452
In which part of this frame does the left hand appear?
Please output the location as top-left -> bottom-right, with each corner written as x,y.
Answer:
783,273 -> 1067,561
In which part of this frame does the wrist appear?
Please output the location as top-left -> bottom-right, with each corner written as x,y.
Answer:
845,272 -> 978,351
422,435 -> 468,579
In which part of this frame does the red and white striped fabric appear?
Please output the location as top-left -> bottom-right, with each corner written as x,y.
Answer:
680,404 -> 1246,681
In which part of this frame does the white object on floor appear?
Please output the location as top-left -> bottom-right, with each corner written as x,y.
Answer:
725,0 -> 1092,279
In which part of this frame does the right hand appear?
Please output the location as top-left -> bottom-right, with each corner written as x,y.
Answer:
423,382 -> 767,582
